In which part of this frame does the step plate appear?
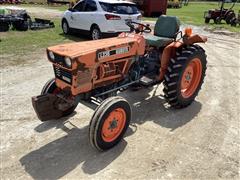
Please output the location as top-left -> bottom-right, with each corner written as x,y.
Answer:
139,76 -> 154,86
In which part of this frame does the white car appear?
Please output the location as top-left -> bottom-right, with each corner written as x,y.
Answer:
62,0 -> 142,40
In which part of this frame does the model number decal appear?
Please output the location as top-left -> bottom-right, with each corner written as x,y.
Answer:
98,47 -> 130,59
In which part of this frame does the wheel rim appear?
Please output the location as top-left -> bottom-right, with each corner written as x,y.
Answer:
101,108 -> 126,142
92,29 -> 100,40
63,22 -> 68,34
181,58 -> 202,98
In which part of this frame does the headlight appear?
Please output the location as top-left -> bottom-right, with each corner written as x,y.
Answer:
64,57 -> 72,68
48,51 -> 55,60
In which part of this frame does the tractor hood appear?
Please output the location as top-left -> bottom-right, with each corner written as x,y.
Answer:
47,35 -> 143,59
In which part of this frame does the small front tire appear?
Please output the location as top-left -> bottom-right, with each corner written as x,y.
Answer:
89,96 -> 131,151
205,18 -> 210,24
214,17 -> 221,24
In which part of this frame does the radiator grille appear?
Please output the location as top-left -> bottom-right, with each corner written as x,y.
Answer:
53,66 -> 72,85
53,53 -> 65,64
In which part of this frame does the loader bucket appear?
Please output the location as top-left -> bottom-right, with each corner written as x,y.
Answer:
32,94 -> 63,121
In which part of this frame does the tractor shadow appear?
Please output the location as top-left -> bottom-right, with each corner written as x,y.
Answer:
20,123 -> 129,179
20,86 -> 201,179
122,86 -> 202,131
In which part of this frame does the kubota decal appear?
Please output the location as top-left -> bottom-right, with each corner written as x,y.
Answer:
98,47 -> 130,60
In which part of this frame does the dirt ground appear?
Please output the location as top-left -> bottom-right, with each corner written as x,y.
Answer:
1,6 -> 240,180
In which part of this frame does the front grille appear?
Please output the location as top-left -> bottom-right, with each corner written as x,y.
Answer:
53,65 -> 72,85
47,50 -> 71,68
54,53 -> 65,64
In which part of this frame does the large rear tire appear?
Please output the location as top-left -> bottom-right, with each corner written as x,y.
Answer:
163,45 -> 207,108
41,78 -> 77,117
13,21 -> 29,31
225,12 -> 236,24
89,96 -> 131,151
0,22 -> 10,32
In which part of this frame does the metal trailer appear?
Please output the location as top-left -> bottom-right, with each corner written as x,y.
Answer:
0,13 -> 55,32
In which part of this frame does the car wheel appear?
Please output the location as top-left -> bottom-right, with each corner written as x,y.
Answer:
62,19 -> 70,35
91,26 -> 102,40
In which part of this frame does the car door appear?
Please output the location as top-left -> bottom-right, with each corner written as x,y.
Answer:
83,0 -> 98,31
70,0 -> 86,30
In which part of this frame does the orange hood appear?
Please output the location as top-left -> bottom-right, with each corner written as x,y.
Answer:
47,36 -> 142,58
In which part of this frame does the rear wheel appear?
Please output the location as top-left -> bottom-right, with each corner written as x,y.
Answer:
90,25 -> 102,40
163,45 -> 207,108
89,96 -> 131,151
41,78 -> 77,116
13,21 -> 29,31
230,18 -> 237,27
225,12 -> 235,24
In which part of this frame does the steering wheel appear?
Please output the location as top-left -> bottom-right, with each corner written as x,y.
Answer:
126,21 -> 152,34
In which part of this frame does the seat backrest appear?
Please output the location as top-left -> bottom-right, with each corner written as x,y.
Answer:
154,15 -> 180,38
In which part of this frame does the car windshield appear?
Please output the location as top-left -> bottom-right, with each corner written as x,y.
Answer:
100,2 -> 139,15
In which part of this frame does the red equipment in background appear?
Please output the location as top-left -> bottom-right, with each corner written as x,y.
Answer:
136,0 -> 168,17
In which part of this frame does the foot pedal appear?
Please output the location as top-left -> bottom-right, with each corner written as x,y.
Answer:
140,76 -> 154,86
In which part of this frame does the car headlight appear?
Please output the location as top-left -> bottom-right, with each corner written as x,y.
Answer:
48,51 -> 55,60
64,57 -> 72,68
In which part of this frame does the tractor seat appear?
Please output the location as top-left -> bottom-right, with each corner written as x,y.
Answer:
145,15 -> 180,48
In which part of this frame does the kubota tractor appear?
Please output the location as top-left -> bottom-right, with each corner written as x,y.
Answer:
32,15 -> 207,151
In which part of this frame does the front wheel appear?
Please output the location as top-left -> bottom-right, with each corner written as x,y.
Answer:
89,96 -> 131,151
62,19 -> 71,35
163,45 -> 207,108
214,17 -> 221,24
205,18 -> 210,24
41,78 -> 77,116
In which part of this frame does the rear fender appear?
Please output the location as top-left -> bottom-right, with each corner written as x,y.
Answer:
183,34 -> 207,45
159,41 -> 182,81
159,34 -> 207,81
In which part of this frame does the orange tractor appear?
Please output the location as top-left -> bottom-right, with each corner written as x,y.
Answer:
32,16 -> 207,151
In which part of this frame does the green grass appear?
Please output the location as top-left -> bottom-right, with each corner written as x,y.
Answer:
21,3 -> 69,11
145,2 -> 240,32
19,2 -> 240,32
0,20 -> 83,55
1,2 -> 239,59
